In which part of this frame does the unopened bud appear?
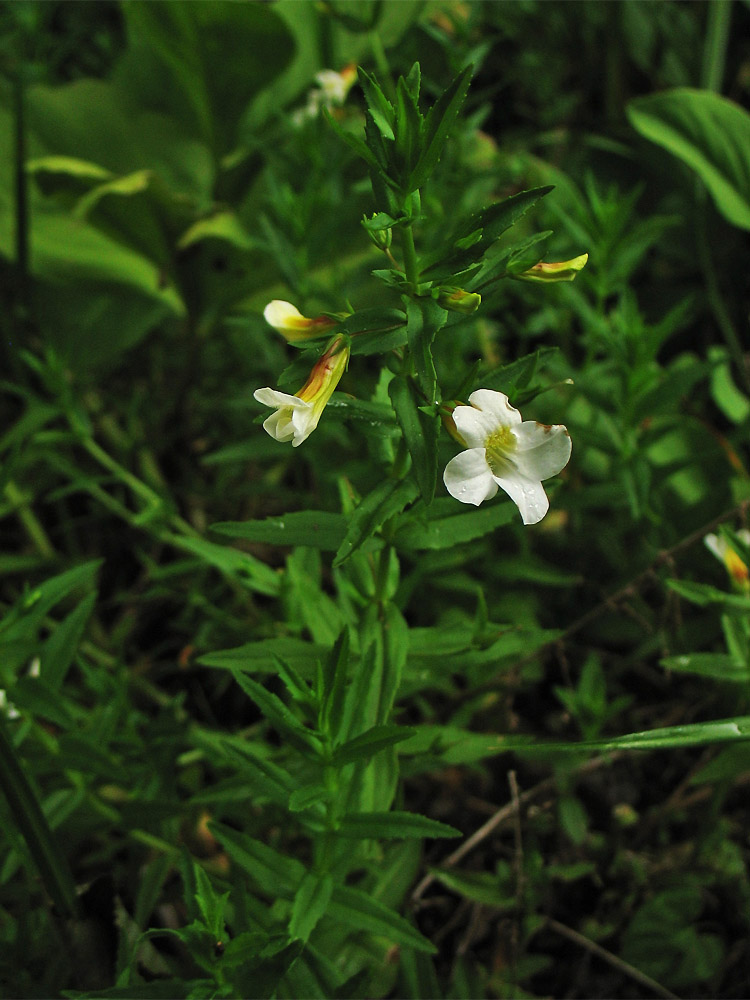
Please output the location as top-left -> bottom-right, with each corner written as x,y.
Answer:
437,287 -> 481,315
514,253 -> 588,283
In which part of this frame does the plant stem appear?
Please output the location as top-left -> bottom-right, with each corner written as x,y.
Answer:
401,224 -> 419,291
702,0 -> 732,93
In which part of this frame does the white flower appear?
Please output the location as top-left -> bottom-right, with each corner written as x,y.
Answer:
254,335 -> 349,447
705,530 -> 750,590
443,389 -> 571,525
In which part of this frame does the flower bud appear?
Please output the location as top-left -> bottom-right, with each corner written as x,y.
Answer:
263,300 -> 340,342
514,253 -> 589,283
437,287 -> 482,314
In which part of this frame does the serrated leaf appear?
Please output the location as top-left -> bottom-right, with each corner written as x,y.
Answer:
409,64 -> 473,193
393,500 -> 517,549
357,68 -> 396,141
211,511 -> 347,551
333,477 -> 418,567
337,810 -> 459,840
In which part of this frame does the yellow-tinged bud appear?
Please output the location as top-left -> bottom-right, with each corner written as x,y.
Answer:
437,287 -> 482,315
514,253 -> 589,283
263,300 -> 340,342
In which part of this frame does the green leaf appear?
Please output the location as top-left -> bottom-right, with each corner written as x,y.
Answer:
431,868 -> 513,908
211,511 -> 347,551
389,375 -> 439,504
164,533 -> 281,596
667,578 -> 750,611
320,630 -> 351,741
405,297 -> 447,403
409,64 -> 473,193
357,68 -> 396,141
40,590 -> 96,689
209,822 -> 305,899
177,210 -> 256,251
290,872 -> 334,942
230,671 -> 322,756
661,653 -> 750,682
337,810 -> 459,840
394,75 -> 424,184
393,499 -> 517,549
331,725 -> 415,767
481,347 -> 560,396
627,88 -> 750,230
0,713 -> 80,919
333,477 -> 418,567
500,716 -> 750,754
328,884 -> 436,954
198,637 -> 326,676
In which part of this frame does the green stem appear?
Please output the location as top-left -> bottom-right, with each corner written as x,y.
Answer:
4,481 -> 56,558
696,200 -> 750,396
701,0 -> 732,93
400,224 -> 419,291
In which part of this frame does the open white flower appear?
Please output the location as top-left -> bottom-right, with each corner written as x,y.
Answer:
444,389 -> 571,525
254,335 -> 349,447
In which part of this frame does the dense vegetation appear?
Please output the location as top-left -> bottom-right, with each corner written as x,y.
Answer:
2,2 -> 750,997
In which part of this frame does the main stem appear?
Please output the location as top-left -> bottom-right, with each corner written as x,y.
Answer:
401,223 -> 419,290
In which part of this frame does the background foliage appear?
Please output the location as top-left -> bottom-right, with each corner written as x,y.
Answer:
2,1 -> 750,997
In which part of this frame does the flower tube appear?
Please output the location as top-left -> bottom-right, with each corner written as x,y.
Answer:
254,335 -> 349,447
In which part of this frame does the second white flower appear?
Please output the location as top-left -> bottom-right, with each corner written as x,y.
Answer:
444,389 -> 571,525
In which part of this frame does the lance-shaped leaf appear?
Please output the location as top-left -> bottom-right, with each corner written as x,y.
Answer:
211,511 -> 347,551
357,67 -> 396,141
333,477 -> 418,567
331,724 -> 415,767
328,884 -> 436,953
336,810 -> 459,840
404,297 -> 447,404
389,374 -> 439,504
231,670 -> 322,756
409,64 -> 473,193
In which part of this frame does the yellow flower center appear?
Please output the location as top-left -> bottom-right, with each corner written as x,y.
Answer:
484,426 -> 517,476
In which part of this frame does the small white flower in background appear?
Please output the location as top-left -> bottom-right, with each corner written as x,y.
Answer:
704,530 -> 750,591
254,335 -> 349,447
444,389 -> 571,525
263,300 -> 339,342
293,63 -> 357,123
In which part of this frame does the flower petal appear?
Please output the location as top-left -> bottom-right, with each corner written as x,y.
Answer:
443,449 -> 498,506
254,387 -> 301,408
513,421 -> 572,481
468,389 -> 522,426
492,472 -> 550,525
